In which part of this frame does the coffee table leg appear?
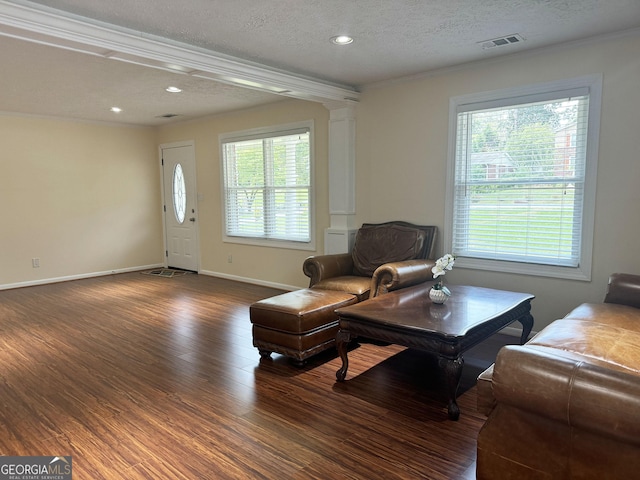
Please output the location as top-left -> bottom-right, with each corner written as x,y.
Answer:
518,312 -> 534,344
335,329 -> 351,381
439,356 -> 464,420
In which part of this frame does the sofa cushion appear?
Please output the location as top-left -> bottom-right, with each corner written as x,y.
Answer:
311,276 -> 372,302
351,224 -> 426,277
563,302 -> 640,330
527,316 -> 640,376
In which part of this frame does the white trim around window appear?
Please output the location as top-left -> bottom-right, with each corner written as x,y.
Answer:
444,75 -> 602,281
220,121 -> 316,251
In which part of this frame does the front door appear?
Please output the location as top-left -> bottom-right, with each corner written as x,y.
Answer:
161,142 -> 199,271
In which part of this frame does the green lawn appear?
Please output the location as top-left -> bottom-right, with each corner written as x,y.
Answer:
463,185 -> 577,258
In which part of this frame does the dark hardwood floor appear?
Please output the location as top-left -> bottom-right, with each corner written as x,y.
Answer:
0,272 -> 517,479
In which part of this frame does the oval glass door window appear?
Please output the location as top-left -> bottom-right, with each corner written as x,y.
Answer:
172,163 -> 186,224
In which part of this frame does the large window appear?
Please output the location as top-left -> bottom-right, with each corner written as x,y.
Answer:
445,76 -> 602,280
221,122 -> 313,249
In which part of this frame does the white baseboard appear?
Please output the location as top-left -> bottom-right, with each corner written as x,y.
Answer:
0,264 -> 164,291
1,266 -> 298,292
199,269 -> 298,292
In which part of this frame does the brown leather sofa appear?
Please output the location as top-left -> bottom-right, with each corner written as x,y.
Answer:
251,222 -> 437,364
476,273 -> 640,479
303,221 -> 437,301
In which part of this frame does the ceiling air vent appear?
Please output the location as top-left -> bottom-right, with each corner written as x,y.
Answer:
156,113 -> 180,118
478,34 -> 524,50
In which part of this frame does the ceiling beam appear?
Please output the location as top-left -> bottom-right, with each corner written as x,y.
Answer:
0,0 -> 360,105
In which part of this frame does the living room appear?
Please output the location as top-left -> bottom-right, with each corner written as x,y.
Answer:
4,30 -> 640,330
1,1 -> 640,478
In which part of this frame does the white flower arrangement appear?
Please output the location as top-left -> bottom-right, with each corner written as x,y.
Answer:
431,253 -> 455,296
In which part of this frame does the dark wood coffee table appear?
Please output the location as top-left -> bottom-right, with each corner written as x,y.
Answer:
334,283 -> 534,420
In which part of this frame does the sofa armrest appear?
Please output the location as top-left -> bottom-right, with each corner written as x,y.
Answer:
604,273 -> 640,309
302,253 -> 353,287
493,345 -> 640,446
369,259 -> 436,298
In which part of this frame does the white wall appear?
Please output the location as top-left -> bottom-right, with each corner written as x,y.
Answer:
0,115 -> 162,288
356,31 -> 640,329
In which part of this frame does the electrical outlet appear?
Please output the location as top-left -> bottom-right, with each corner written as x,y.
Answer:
32,258 -> 40,268
227,255 -> 233,263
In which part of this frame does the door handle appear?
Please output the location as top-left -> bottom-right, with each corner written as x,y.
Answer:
189,217 -> 196,222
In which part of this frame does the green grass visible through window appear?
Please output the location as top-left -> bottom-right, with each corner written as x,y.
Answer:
465,185 -> 576,259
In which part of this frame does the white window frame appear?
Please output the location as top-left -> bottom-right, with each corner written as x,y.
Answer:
444,75 -> 602,281
220,121 -> 315,251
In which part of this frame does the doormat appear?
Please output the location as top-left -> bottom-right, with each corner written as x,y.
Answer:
142,268 -> 193,278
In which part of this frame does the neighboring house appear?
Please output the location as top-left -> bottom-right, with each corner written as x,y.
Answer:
554,122 -> 577,178
470,151 -> 515,180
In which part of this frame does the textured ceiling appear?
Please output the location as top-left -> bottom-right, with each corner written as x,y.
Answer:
0,35 -> 286,125
1,0 -> 640,126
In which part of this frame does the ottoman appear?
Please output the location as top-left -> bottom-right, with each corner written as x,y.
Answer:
250,288 -> 357,365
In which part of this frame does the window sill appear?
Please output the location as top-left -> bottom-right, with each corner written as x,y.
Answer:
223,235 -> 316,252
455,256 -> 591,281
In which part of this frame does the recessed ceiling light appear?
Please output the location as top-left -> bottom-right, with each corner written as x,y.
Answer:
330,35 -> 354,45
110,107 -> 122,113
166,86 -> 182,93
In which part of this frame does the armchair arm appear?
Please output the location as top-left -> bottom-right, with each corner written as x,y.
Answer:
369,259 -> 436,298
302,253 -> 354,288
604,273 -> 640,309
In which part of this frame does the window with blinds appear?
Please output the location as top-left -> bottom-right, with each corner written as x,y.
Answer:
446,76 -> 602,280
221,123 -> 312,247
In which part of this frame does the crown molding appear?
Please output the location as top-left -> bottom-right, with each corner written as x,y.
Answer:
0,0 -> 360,104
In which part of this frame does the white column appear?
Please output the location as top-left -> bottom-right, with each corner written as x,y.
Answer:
324,102 -> 358,254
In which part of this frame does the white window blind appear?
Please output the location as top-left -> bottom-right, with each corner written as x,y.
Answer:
450,80 -> 599,274
221,126 -> 311,244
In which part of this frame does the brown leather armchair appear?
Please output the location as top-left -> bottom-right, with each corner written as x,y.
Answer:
303,221 -> 437,301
